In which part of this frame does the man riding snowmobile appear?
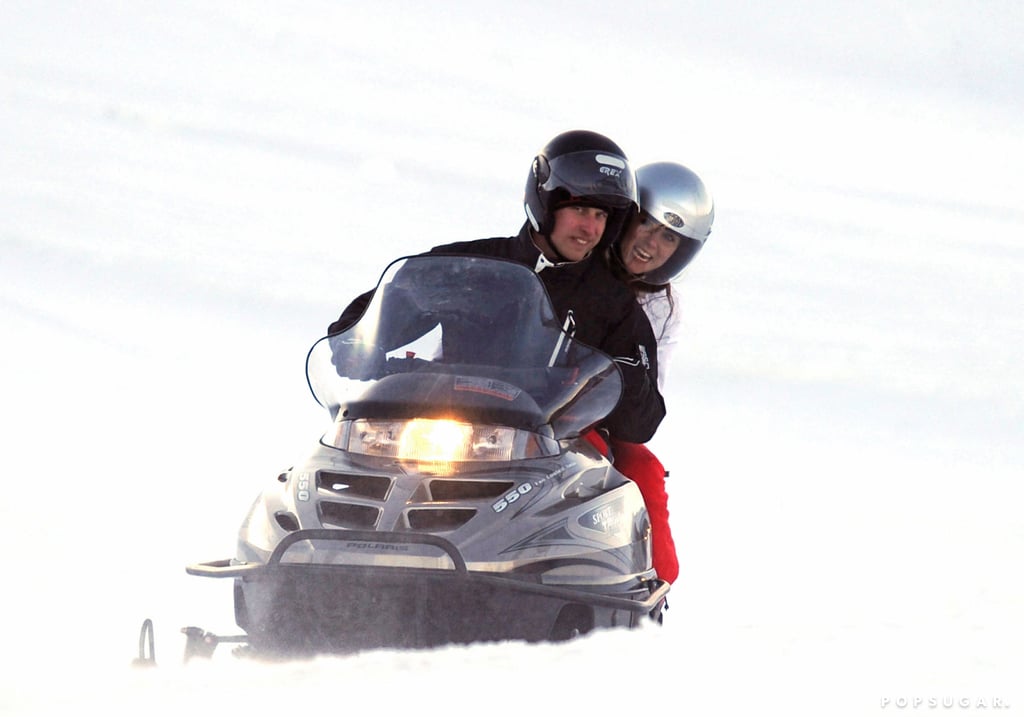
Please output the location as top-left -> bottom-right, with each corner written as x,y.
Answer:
328,129 -> 664,445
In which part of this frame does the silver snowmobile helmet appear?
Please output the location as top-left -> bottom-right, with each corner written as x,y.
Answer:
621,161 -> 714,286
523,130 -> 638,245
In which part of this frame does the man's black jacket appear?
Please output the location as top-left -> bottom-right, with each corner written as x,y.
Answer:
327,223 -> 665,443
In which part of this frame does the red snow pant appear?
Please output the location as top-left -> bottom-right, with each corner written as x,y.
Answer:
583,431 -> 679,583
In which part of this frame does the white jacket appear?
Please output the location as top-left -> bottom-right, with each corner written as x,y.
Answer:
637,287 -> 681,393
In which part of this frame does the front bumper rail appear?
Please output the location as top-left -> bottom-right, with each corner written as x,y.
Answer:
186,528 -> 669,614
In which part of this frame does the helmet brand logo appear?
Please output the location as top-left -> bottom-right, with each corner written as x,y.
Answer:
663,212 -> 684,228
599,166 -> 622,177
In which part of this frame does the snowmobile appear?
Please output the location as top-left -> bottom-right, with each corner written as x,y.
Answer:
181,254 -> 669,658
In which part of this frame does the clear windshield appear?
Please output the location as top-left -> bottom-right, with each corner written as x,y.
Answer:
306,255 -> 622,440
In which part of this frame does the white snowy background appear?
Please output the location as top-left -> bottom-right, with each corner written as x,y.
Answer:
2,2 -> 1022,715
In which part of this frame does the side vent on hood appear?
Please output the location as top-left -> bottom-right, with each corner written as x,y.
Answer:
427,479 -> 514,501
318,471 -> 392,500
274,511 -> 300,532
320,501 -> 380,529
407,508 -> 477,531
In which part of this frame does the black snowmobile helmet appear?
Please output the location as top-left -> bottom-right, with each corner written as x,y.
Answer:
523,130 -> 639,244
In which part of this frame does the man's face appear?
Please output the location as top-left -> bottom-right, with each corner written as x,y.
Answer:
618,211 -> 680,276
546,205 -> 609,262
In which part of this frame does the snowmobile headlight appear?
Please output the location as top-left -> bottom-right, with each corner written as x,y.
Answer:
341,418 -> 518,463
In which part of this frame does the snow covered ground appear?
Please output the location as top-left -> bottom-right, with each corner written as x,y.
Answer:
2,2 -> 1022,715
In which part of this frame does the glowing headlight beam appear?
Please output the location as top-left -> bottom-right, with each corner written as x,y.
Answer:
398,419 -> 475,463
337,418 -> 518,463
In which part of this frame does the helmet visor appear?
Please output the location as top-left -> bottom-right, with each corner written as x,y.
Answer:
541,150 -> 637,209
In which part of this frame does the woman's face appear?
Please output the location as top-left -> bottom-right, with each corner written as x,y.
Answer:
618,212 -> 680,276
